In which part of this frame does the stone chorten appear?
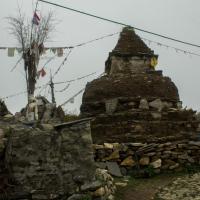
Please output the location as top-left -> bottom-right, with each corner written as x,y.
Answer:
81,27 -> 199,144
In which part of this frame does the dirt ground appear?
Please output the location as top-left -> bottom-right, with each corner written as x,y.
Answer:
115,174 -> 183,200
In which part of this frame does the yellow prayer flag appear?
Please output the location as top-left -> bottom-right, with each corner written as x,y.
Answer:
150,57 -> 158,68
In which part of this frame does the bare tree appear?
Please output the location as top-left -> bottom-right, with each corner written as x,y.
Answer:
7,10 -> 55,101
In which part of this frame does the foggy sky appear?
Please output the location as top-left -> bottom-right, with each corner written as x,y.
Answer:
0,0 -> 200,114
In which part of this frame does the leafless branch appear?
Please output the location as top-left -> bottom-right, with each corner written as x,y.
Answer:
7,9 -> 56,98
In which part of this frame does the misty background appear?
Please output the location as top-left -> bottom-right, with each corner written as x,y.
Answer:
0,0 -> 200,114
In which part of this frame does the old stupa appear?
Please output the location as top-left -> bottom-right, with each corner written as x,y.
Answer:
81,27 -> 199,144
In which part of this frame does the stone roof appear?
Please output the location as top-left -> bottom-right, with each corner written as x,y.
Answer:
111,27 -> 154,56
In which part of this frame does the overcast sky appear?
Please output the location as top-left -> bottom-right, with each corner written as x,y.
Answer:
0,0 -> 200,114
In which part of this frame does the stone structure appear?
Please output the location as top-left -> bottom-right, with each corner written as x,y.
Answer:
19,96 -> 65,123
81,27 -> 200,144
93,141 -> 200,177
0,118 -> 116,200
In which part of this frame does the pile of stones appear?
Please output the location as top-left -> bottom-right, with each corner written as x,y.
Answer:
69,168 -> 116,200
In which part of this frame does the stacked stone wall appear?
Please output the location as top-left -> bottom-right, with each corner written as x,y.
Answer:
93,141 -> 200,177
0,120 -> 116,200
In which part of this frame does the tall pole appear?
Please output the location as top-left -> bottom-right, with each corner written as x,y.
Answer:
50,71 -> 56,104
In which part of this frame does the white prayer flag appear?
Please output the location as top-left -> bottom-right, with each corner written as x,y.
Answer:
8,48 -> 15,57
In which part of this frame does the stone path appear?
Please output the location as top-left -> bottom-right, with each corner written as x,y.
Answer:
155,173 -> 200,200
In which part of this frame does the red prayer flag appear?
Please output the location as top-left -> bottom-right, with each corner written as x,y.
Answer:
32,12 -> 40,25
40,68 -> 46,77
37,68 -> 46,78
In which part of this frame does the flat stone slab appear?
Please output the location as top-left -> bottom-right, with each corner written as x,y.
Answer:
106,162 -> 122,177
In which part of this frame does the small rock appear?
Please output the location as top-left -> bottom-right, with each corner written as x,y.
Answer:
178,154 -> 188,160
134,125 -> 144,132
139,157 -> 150,166
113,143 -> 121,150
93,187 -> 105,197
145,152 -> 156,157
67,194 -> 89,200
139,99 -> 149,110
40,124 -> 54,131
150,159 -> 162,169
81,180 -> 102,191
162,101 -> 173,109
3,114 -> 13,119
177,144 -> 187,149
169,163 -> 179,170
93,144 -> 104,150
121,156 -> 135,167
108,195 -> 115,200
177,101 -> 182,109
188,157 -> 195,163
151,112 -> 162,120
120,167 -> 127,176
106,162 -> 122,177
0,129 -> 4,139
149,99 -> 163,111
128,143 -> 144,147
115,182 -> 128,187
105,150 -> 120,161
95,162 -> 107,169
104,143 -> 114,149
188,141 -> 200,147
105,98 -> 118,114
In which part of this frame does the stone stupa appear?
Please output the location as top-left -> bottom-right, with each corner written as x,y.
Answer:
81,27 -> 199,144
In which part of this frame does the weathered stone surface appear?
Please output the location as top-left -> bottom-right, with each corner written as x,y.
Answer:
151,112 -> 162,120
106,162 -> 122,177
39,123 -> 54,131
169,163 -> 179,170
139,99 -> 149,110
128,143 -> 144,147
5,120 -> 96,198
156,173 -> 200,200
0,128 -> 5,139
105,150 -> 120,161
105,99 -> 118,114
139,157 -> 150,166
81,180 -> 102,192
121,156 -> 135,167
95,162 -> 107,169
189,141 -> 200,146
93,144 -> 104,150
93,187 -> 106,197
115,182 -> 128,187
104,143 -> 114,149
149,99 -> 163,111
67,194 -> 89,200
4,113 -> 13,119
150,159 -> 162,169
108,195 -> 115,200
79,28 -> 199,145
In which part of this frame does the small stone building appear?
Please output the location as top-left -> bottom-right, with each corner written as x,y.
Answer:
81,27 -> 200,144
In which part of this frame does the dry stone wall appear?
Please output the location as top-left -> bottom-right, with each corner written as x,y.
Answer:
93,141 -> 200,177
84,97 -> 199,144
0,119 -> 115,200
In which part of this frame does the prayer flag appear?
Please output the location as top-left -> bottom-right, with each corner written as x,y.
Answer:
32,12 -> 40,25
37,68 -> 46,78
8,48 -> 15,57
57,48 -> 64,57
